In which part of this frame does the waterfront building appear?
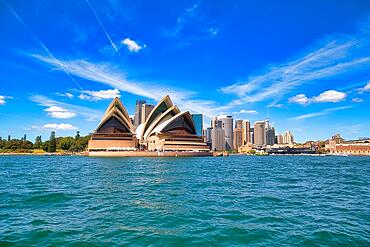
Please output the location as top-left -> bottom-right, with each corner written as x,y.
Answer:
277,134 -> 284,144
134,100 -> 146,127
135,95 -> 209,152
205,127 -> 213,148
265,121 -> 275,146
211,117 -> 222,128
328,140 -> 370,155
283,131 -> 294,144
211,127 -> 225,151
88,97 -> 138,152
219,116 -> 233,150
242,120 -> 251,145
233,120 -> 243,150
191,113 -> 203,136
331,134 -> 344,144
254,121 -> 266,146
141,103 -> 154,124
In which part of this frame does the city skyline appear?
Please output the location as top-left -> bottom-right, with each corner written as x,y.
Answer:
1,0 -> 370,142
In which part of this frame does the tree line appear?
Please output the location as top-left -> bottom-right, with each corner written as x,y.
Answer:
0,131 -> 90,153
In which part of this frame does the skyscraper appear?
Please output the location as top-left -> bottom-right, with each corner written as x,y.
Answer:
191,113 -> 203,136
141,103 -> 154,123
211,127 -> 225,151
233,120 -> 243,149
211,117 -> 222,128
134,100 -> 146,126
265,121 -> 275,146
242,120 -> 251,145
253,121 -> 266,146
219,116 -> 233,150
283,131 -> 294,144
277,134 -> 284,144
205,127 -> 213,148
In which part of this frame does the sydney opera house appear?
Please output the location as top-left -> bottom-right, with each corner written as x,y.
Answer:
87,95 -> 211,156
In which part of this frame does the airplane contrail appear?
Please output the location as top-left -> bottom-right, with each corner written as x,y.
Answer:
1,0 -> 84,90
85,0 -> 120,55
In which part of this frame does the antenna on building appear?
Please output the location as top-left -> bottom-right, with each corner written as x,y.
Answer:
266,107 -> 270,121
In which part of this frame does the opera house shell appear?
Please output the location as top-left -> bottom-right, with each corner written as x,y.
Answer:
87,95 -> 210,155
88,97 -> 138,151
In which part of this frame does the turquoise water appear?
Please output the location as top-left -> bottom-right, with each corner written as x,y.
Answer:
0,155 -> 369,246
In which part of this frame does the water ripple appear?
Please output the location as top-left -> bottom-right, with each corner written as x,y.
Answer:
0,155 -> 369,246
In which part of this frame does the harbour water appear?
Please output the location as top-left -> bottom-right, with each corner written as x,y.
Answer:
1,155 -> 369,246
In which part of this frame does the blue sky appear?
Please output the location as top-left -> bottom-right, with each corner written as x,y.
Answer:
1,0 -> 370,142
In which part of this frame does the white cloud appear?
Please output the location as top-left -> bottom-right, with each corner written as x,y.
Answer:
352,97 -> 363,103
220,20 -> 370,105
65,92 -> 74,98
0,95 -> 13,105
359,82 -> 370,92
122,38 -> 144,52
289,90 -> 347,105
267,102 -> 284,108
44,106 -> 77,119
79,88 -> 120,101
30,95 -> 102,121
43,123 -> 77,130
290,106 -> 353,120
289,94 -> 310,105
233,109 -> 258,115
312,90 -> 347,103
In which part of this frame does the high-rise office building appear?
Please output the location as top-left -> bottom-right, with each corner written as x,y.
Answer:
134,100 -> 146,126
277,134 -> 284,144
242,120 -> 251,145
283,131 -> 294,144
253,121 -> 266,146
211,117 -> 222,128
219,116 -> 233,150
265,121 -> 275,146
205,127 -> 213,148
191,113 -> 203,136
211,127 -> 225,151
141,103 -> 154,123
233,120 -> 243,149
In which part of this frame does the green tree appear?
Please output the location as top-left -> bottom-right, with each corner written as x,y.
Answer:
58,137 -> 74,150
48,131 -> 57,152
75,131 -> 80,140
21,140 -> 33,150
42,140 -> 50,152
34,136 -> 42,149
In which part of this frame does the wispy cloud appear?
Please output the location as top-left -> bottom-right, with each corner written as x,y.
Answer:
352,97 -> 363,103
28,54 -> 225,118
30,95 -> 102,121
221,20 -> 370,105
2,0 -> 83,90
85,0 -> 119,55
233,109 -> 258,115
162,2 -> 220,46
60,18 -> 96,46
289,90 -> 347,105
290,106 -> 353,120
0,95 -> 12,105
358,81 -> 370,93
